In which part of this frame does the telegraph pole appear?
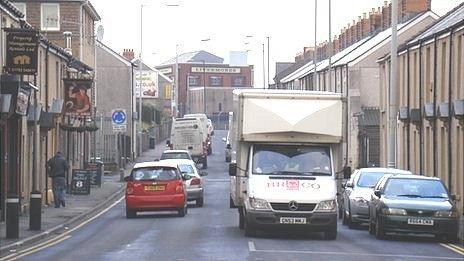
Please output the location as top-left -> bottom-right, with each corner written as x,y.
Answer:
388,0 -> 398,168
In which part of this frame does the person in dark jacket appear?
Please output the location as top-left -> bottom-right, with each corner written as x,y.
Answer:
46,152 -> 69,208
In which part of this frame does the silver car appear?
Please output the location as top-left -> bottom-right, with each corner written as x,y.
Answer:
160,159 -> 207,207
342,168 -> 411,228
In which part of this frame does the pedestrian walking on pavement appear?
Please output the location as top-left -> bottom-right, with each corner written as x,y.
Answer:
46,152 -> 69,208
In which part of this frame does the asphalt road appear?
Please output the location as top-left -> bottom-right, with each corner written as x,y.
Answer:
22,131 -> 463,261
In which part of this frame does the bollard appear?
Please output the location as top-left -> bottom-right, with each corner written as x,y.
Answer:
29,191 -> 42,230
6,195 -> 20,239
120,168 -> 125,182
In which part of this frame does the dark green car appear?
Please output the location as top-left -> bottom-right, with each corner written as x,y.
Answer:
369,174 -> 459,242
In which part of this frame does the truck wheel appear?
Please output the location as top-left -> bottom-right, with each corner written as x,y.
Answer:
324,222 -> 337,240
244,219 -> 256,237
126,208 -> 136,219
238,207 -> 245,230
196,197 -> 204,207
202,157 -> 208,169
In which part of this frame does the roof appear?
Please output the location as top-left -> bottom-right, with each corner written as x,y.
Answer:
162,150 -> 190,154
160,50 -> 224,66
333,11 -> 438,68
133,161 -> 179,169
358,168 -> 412,175
159,159 -> 195,166
280,11 -> 437,84
405,2 -> 464,47
387,174 -> 440,180
281,37 -> 370,83
357,107 -> 380,127
97,40 -> 133,67
0,0 -> 24,19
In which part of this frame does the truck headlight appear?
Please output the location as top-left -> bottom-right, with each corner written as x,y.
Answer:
434,210 -> 458,218
353,197 -> 369,207
315,199 -> 337,212
249,197 -> 270,210
382,208 -> 407,216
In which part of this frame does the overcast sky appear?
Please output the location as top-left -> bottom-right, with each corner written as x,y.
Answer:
92,0 -> 464,87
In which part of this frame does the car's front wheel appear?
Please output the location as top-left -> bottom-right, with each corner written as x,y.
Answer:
375,219 -> 386,239
126,208 -> 136,219
244,218 -> 256,237
196,198 -> 204,207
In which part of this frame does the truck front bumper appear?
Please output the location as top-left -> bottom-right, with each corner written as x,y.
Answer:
246,210 -> 337,231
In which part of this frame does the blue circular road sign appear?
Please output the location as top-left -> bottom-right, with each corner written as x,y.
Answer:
112,110 -> 126,125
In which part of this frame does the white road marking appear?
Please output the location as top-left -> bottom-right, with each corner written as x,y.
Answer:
206,179 -> 230,182
251,249 -> 463,260
248,241 -> 256,252
0,196 -> 124,261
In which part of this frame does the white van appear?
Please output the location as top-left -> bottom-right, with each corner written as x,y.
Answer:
184,113 -> 212,155
169,118 -> 208,168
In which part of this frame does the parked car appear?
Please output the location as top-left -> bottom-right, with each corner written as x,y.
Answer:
341,168 -> 411,228
160,150 -> 193,161
160,159 -> 207,207
124,161 -> 188,218
222,131 -> 232,162
369,174 -> 459,242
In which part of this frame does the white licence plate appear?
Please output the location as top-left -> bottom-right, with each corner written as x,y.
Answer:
280,217 -> 307,224
407,218 -> 434,226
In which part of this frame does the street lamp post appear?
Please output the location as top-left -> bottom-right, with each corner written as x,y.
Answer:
202,60 -> 207,114
138,4 -> 144,156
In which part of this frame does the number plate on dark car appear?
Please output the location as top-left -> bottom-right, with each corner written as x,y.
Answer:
407,218 -> 434,226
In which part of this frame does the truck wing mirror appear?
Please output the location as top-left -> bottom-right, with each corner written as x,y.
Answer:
229,163 -> 237,176
343,166 -> 352,179
374,190 -> 382,198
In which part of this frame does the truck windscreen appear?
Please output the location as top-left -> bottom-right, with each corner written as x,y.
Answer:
252,145 -> 332,176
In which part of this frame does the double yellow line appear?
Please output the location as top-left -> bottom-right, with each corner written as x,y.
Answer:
440,243 -> 464,256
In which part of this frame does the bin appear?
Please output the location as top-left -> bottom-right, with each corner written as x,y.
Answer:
149,137 -> 156,149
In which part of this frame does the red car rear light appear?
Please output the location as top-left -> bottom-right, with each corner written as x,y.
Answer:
126,186 -> 134,195
190,178 -> 201,186
176,185 -> 184,193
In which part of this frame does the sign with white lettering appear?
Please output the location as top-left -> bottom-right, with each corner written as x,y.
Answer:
191,67 -> 241,74
5,29 -> 39,75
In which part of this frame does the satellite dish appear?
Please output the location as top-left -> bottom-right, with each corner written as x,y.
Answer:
96,25 -> 104,41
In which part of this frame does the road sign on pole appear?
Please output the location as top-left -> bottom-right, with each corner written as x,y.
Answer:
112,109 -> 127,133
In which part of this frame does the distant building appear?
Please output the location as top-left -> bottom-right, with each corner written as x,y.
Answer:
157,50 -> 254,117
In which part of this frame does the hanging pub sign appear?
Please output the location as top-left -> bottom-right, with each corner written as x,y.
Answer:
4,28 -> 39,75
63,79 -> 93,117
15,84 -> 31,116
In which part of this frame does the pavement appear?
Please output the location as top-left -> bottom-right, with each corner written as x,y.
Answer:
2,131 -> 461,261
0,140 -> 167,255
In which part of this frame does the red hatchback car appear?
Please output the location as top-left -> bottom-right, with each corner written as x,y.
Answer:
124,162 -> 188,218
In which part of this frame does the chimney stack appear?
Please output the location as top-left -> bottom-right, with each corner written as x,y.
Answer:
122,49 -> 135,61
63,31 -> 72,55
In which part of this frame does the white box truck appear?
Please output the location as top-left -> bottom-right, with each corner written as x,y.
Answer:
184,113 -> 213,155
169,117 -> 208,168
229,89 -> 350,239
